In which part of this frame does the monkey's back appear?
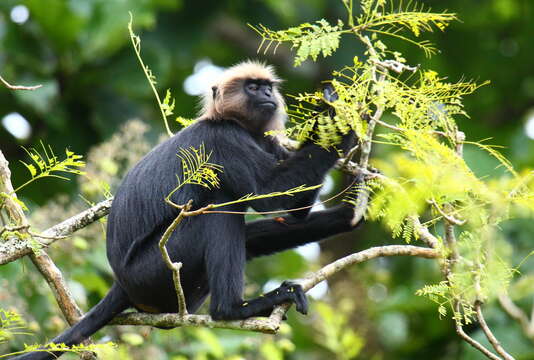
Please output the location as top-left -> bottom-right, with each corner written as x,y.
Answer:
105,120 -> 248,313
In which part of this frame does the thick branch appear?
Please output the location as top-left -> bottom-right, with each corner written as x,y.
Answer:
0,198 -> 112,265
300,245 -> 437,291
30,252 -> 84,325
0,150 -> 95,358
111,313 -> 281,334
111,245 -> 437,332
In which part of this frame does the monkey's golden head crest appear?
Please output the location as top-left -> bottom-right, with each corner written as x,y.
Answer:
199,60 -> 287,134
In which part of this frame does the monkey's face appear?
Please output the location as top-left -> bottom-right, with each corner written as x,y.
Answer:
243,79 -> 279,133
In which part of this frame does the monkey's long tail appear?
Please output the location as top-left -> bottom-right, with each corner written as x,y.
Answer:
10,282 -> 130,360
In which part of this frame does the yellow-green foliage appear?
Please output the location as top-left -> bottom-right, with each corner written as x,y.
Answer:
254,1 -> 479,149
173,144 -> 224,193
355,0 -> 457,56
251,19 -> 344,66
176,116 -> 196,128
15,142 -> 85,194
313,301 -> 364,360
254,0 -> 534,326
0,308 -> 115,358
0,309 -> 28,343
1,342 -> 116,359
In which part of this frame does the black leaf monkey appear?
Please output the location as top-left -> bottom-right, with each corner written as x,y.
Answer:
12,61 -> 361,359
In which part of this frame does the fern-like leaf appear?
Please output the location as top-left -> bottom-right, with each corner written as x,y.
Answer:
251,19 -> 345,66
14,143 -> 85,193
176,116 -> 196,128
166,144 -> 224,201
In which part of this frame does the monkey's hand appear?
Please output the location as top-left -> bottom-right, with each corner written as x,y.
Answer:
321,84 -> 356,155
323,84 -> 337,101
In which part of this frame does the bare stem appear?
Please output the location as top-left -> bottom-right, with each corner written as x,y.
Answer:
0,74 -> 42,91
475,301 -> 515,360
128,13 -> 173,137
454,301 -> 501,360
428,199 -> 466,226
158,201 -> 191,317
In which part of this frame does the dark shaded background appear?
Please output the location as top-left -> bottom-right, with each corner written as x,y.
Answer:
1,1 -> 533,359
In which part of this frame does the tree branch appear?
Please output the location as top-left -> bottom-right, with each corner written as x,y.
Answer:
498,293 -> 534,341
0,197 -> 112,265
454,301 -> 501,360
110,245 -> 437,332
0,150 -> 96,359
475,301 -> 515,360
30,252 -> 84,325
158,201 -> 191,318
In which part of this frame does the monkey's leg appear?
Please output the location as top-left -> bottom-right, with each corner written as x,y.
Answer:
205,217 -> 309,321
245,205 -> 360,259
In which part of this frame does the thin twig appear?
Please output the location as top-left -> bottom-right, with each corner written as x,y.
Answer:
454,301 -> 501,360
342,145 -> 359,167
411,216 -> 439,249
475,301 -> 515,360
0,74 -> 42,91
345,36 -> 386,227
372,59 -> 418,74
442,133 -> 510,359
428,199 -> 466,226
158,201 -> 191,317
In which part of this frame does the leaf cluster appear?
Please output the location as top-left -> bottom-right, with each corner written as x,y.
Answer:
254,0 -> 534,328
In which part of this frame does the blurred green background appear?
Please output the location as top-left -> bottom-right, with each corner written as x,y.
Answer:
1,0 -> 534,359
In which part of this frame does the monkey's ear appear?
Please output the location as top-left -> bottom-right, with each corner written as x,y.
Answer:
211,86 -> 218,100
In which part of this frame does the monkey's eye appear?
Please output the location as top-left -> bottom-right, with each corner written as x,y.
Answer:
247,83 -> 259,92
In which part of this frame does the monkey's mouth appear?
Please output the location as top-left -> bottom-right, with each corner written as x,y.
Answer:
258,101 -> 277,109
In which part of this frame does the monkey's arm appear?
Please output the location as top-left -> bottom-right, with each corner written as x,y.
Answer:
245,205 -> 360,259
217,123 -> 353,214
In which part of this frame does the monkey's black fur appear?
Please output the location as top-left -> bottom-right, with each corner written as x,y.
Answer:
11,79 -> 360,360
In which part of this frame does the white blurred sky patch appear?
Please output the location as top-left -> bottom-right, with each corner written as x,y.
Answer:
2,112 -> 31,140
183,59 -> 225,96
525,110 -> 534,140
10,5 -> 29,24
